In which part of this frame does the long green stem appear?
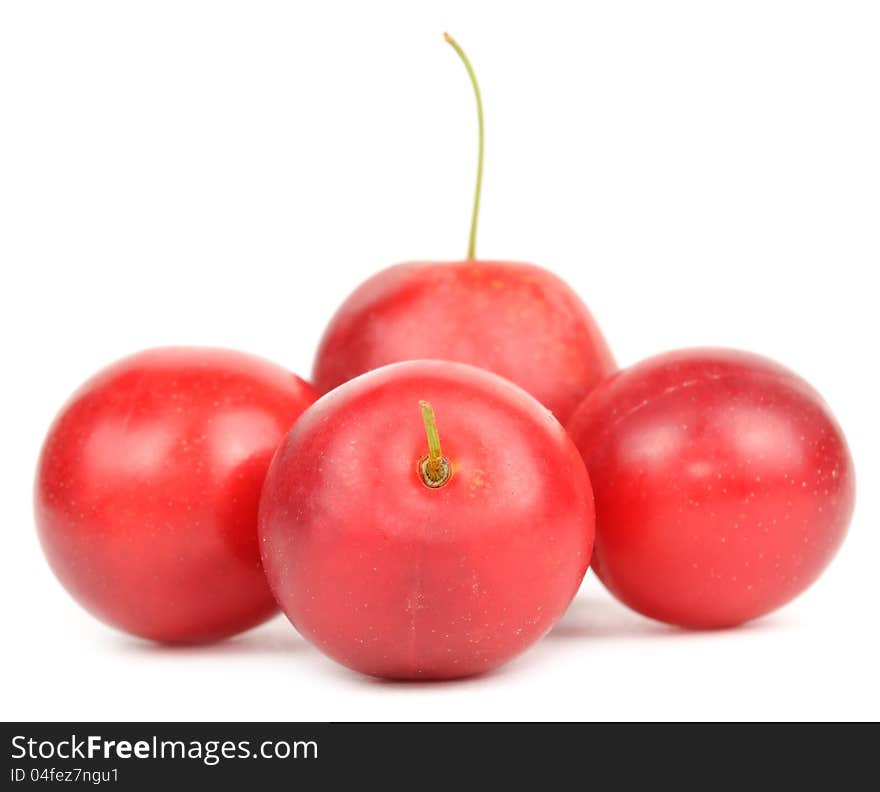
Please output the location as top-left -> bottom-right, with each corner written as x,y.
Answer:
444,32 -> 484,261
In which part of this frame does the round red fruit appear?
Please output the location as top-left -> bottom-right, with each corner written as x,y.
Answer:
312,35 -> 614,421
35,347 -> 317,642
313,260 -> 615,422
260,360 -> 595,679
566,348 -> 855,628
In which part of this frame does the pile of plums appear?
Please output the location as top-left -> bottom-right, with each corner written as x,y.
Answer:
34,35 -> 854,680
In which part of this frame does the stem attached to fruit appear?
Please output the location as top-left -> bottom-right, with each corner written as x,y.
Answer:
418,400 -> 451,488
444,32 -> 484,261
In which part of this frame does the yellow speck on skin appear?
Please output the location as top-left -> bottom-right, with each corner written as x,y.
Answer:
468,468 -> 489,497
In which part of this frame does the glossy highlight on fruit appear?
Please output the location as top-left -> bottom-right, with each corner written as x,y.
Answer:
260,360 -> 595,679
35,347 -> 318,643
567,348 -> 855,628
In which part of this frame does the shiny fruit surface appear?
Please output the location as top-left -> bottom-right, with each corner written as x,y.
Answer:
312,259 -> 615,422
35,347 -> 318,642
567,348 -> 855,628
261,360 -> 595,678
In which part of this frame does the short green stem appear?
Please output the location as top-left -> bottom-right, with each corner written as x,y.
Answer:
418,400 -> 451,488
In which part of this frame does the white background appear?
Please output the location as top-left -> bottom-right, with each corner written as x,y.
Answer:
1,1 -> 878,721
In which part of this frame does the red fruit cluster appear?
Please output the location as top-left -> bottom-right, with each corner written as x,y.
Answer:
34,35 -> 854,680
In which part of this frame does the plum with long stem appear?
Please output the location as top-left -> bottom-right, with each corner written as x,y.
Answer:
312,33 -> 615,422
